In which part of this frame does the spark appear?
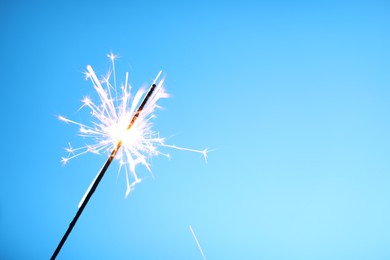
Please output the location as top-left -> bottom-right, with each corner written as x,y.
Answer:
189,225 -> 206,260
59,54 -> 206,197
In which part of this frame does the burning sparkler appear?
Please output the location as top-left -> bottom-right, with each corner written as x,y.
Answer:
52,53 -> 207,259
59,53 -> 207,196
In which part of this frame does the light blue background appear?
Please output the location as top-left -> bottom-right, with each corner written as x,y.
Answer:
1,1 -> 390,259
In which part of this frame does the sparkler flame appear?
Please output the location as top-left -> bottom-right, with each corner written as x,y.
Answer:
59,53 -> 207,197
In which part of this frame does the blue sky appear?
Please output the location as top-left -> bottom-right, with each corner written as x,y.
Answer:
1,1 -> 390,259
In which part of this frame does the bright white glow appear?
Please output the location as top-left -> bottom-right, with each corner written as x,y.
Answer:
59,54 -> 207,198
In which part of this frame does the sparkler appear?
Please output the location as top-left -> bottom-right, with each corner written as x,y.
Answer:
52,53 -> 207,259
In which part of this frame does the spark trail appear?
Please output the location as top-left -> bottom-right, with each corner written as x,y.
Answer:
190,225 -> 207,260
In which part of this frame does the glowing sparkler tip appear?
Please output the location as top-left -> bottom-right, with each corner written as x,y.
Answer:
60,55 -> 207,196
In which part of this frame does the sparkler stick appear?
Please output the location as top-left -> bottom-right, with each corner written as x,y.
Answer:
51,81 -> 158,260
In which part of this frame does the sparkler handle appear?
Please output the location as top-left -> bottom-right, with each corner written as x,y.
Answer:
51,146 -> 119,260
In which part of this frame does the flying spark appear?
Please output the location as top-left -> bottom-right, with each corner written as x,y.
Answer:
59,53 -> 207,197
189,225 -> 206,260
